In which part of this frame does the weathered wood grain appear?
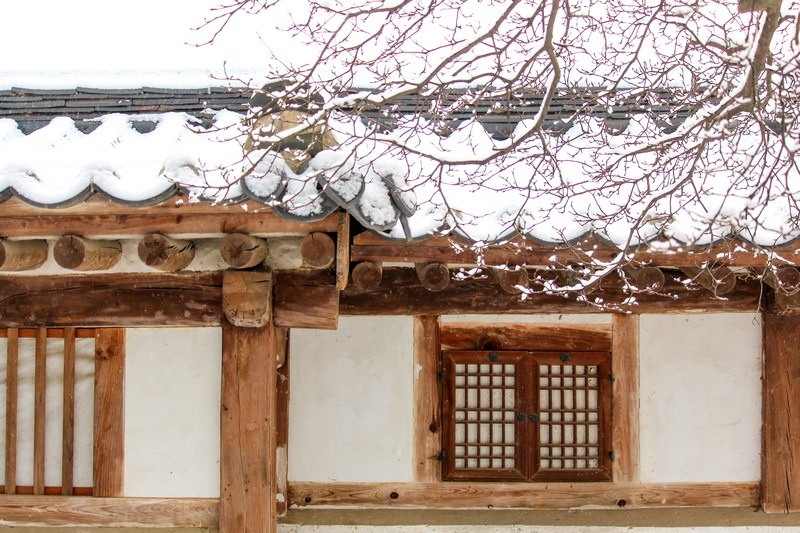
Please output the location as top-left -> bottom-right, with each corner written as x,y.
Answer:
0,495 -> 218,527
289,481 -> 759,509
62,327 -> 76,496
612,314 -> 640,483
413,316 -> 441,483
276,328 -> 290,517
0,196 -> 338,237
0,273 -> 223,327
137,233 -> 195,271
340,268 -> 762,315
4,328 -> 18,494
33,328 -> 46,496
53,236 -> 121,271
273,284 -> 339,330
0,240 -> 48,272
221,320 -> 277,532
441,323 -> 612,352
222,270 -> 272,328
352,261 -> 383,290
415,262 -> 450,292
220,233 -> 268,269
762,313 -> 800,513
336,213 -> 350,290
93,328 -> 125,497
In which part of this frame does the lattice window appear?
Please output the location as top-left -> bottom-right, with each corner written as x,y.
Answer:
1,328 -> 96,495
442,350 -> 611,482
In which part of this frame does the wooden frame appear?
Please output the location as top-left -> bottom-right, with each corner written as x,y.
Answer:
289,481 -> 759,509
413,316 -> 441,483
611,314 -> 640,483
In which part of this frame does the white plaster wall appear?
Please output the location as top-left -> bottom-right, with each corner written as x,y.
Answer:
639,314 -> 762,482
124,328 -> 221,497
289,316 -> 414,482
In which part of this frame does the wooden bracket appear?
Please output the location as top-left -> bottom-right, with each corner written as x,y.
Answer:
223,271 -> 273,328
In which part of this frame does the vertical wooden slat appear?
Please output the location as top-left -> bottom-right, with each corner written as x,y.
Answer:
611,314 -> 640,483
33,327 -> 47,495
93,328 -> 125,497
61,327 -> 76,496
275,327 -> 290,517
221,319 -> 277,533
762,312 -> 800,513
5,328 -> 18,494
413,316 -> 441,482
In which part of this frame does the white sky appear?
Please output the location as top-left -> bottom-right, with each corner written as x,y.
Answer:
0,0 -> 283,88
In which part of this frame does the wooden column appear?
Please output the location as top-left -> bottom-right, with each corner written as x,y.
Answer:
413,316 -> 441,482
762,312 -> 800,513
611,314 -> 640,483
220,272 -> 277,533
93,328 -> 125,497
275,328 -> 290,517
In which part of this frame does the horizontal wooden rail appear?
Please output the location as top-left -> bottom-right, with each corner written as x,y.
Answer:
289,481 -> 759,510
0,496 -> 218,528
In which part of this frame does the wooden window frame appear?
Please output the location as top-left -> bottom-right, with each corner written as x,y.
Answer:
441,349 -> 613,482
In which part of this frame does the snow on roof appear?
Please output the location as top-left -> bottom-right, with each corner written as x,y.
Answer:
1,89 -> 797,249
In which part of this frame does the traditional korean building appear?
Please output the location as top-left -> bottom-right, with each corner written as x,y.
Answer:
0,85 -> 798,533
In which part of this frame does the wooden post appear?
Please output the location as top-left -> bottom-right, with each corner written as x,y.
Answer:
54,235 -> 121,271
5,328 -> 18,494
300,233 -> 336,269
612,314 -> 640,483
93,328 -> 126,497
222,271 -> 272,328
62,327 -> 76,496
336,213 -> 350,290
275,328 -> 290,517
0,239 -> 48,271
33,328 -> 46,495
220,233 -> 268,269
413,316 -> 442,482
762,312 -> 800,513
220,273 -> 277,532
137,233 -> 195,271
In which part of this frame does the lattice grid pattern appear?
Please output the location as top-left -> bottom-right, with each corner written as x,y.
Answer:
453,362 -> 516,470
538,363 -> 601,471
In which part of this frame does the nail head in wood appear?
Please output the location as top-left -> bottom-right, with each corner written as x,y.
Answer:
137,233 -> 195,272
54,235 -> 121,271
220,233 -> 268,269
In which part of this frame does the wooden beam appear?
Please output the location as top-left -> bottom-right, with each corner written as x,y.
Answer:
221,318 -> 278,533
220,233 -> 268,269
0,496 -> 218,528
352,261 -> 383,291
413,316 -> 441,483
339,268 -> 762,315
33,328 -> 46,496
301,232 -> 336,269
490,267 -> 529,294
622,266 -> 665,291
4,328 -> 18,494
62,327 -> 76,496
0,196 -> 339,237
222,270 -> 272,328
273,283 -> 339,330
0,273 -> 223,327
93,328 -> 125,497
415,262 -> 450,292
352,231 -> 800,269
0,240 -> 48,271
680,267 -> 737,296
441,323 -> 612,352
289,481 -> 759,509
276,328 -> 290,517
336,213 -> 350,290
53,236 -> 121,271
762,313 -> 800,513
137,233 -> 195,271
612,314 -> 640,483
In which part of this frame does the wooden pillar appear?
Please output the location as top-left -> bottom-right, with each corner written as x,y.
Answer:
413,316 -> 441,482
762,312 -> 800,513
93,328 -> 126,497
220,272 -> 277,532
611,314 -> 640,483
